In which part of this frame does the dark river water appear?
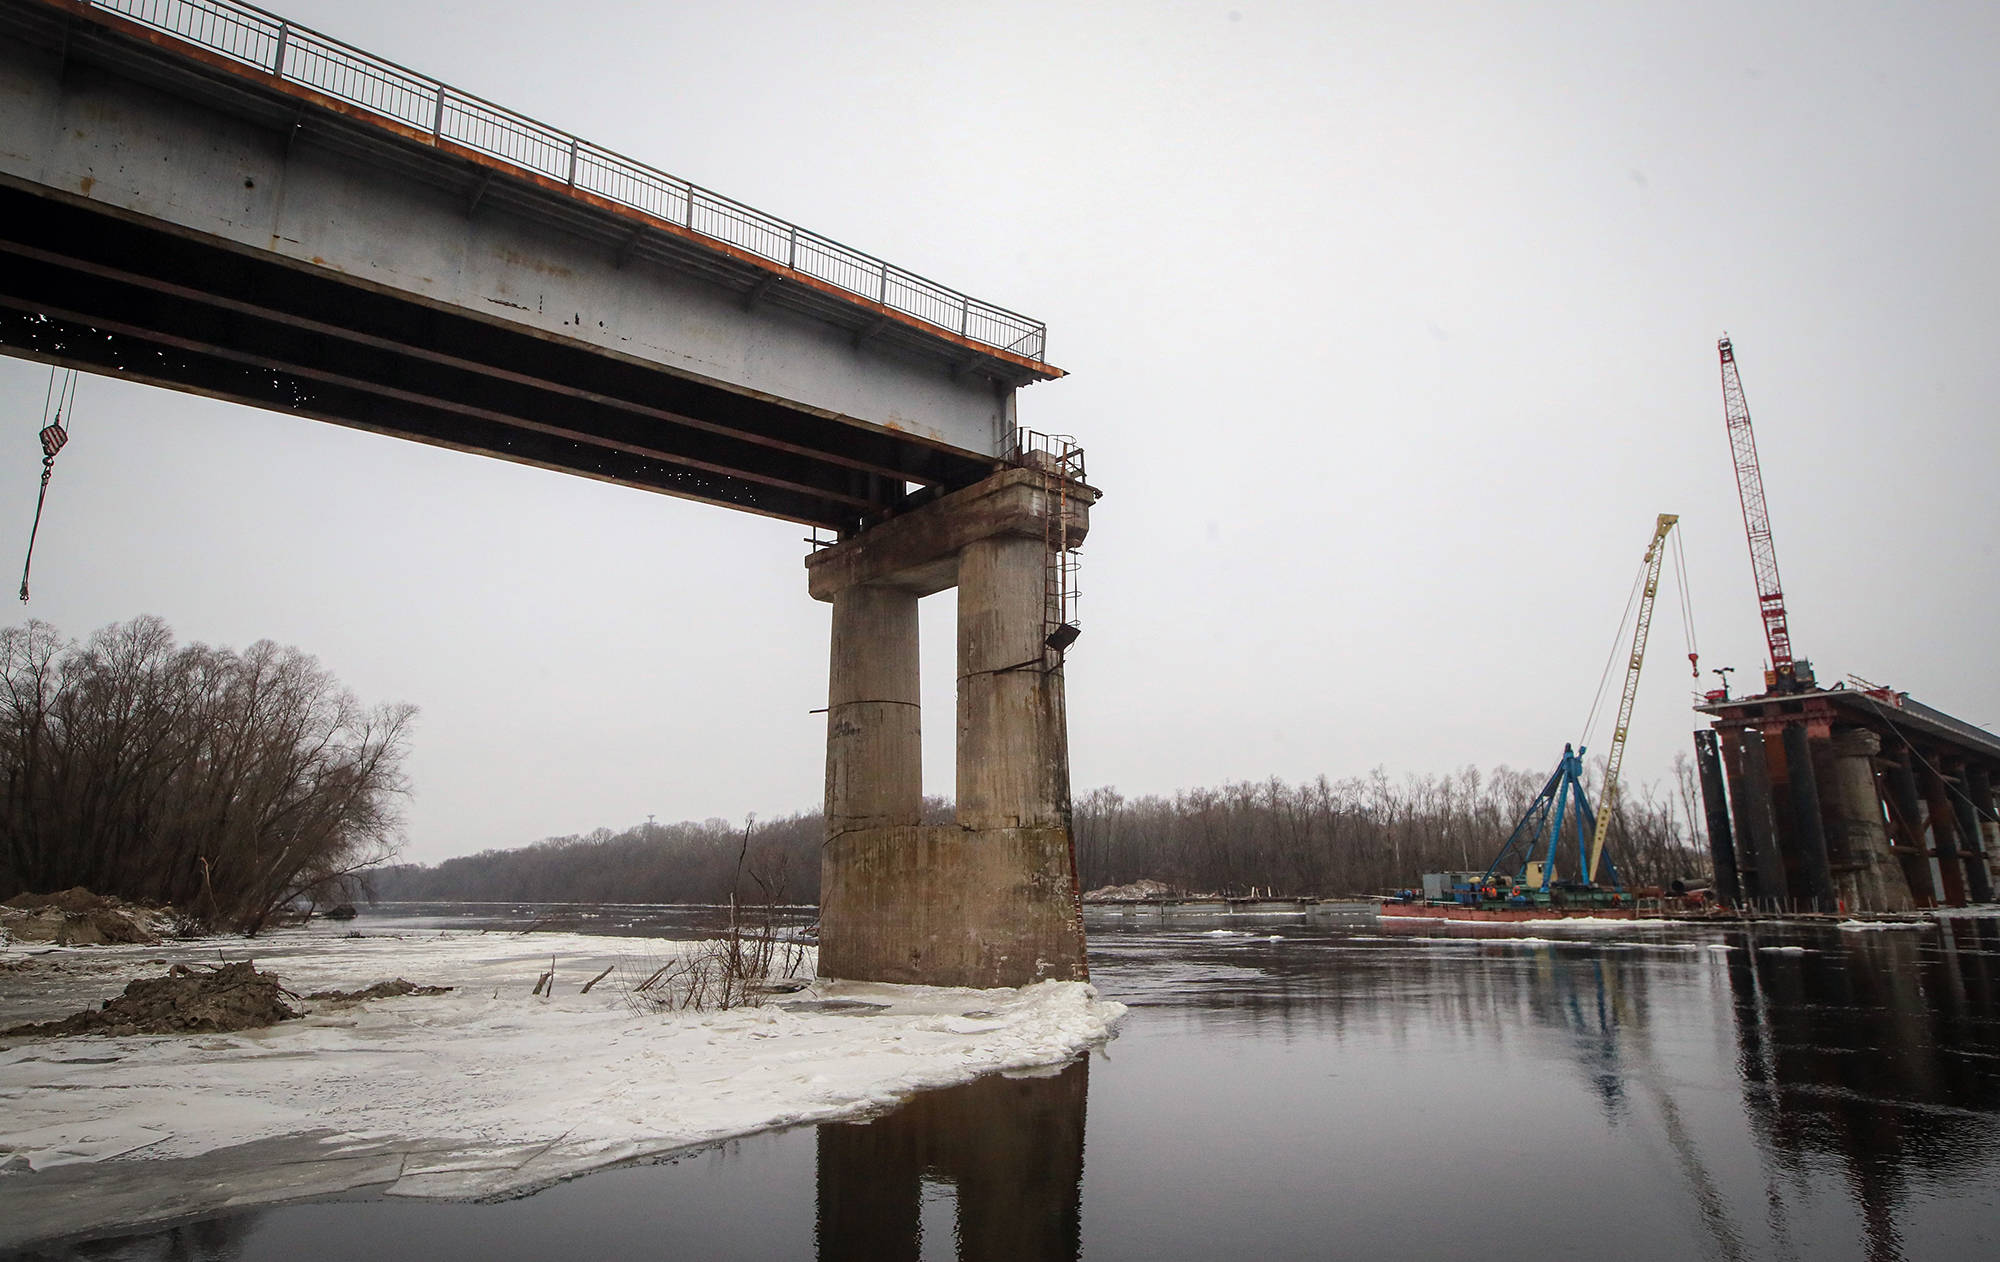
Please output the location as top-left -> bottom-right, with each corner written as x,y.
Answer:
25,905 -> 2000,1262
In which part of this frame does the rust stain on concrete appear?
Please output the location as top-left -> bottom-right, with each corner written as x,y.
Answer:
495,247 -> 574,279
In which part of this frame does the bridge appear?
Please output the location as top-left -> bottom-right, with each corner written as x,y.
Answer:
0,0 -> 1093,987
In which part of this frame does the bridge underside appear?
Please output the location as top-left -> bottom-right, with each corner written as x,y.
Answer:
0,184 -> 990,530
0,0 -> 1052,530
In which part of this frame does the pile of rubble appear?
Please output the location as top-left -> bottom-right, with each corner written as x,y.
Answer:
1,888 -> 173,946
1,961 -> 298,1038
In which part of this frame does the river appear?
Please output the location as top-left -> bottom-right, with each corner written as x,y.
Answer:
28,904 -> 2000,1262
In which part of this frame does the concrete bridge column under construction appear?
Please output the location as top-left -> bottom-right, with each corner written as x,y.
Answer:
812,467 -> 1094,988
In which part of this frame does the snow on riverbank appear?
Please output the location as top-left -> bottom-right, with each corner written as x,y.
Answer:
0,927 -> 1124,1236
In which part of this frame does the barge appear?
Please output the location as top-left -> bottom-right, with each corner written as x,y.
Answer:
1379,899 -> 1644,922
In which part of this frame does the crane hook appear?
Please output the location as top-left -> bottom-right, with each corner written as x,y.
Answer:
19,367 -> 76,603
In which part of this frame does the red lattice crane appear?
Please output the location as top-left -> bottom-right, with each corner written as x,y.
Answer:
1718,335 -> 1813,693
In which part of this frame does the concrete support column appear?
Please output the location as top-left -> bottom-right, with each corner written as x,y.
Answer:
957,534 -> 1068,831
1825,729 -> 1914,913
808,468 -> 1093,989
825,585 -> 922,835
1693,730 -> 1743,907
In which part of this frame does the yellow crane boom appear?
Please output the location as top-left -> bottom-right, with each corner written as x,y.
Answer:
1587,513 -> 1679,883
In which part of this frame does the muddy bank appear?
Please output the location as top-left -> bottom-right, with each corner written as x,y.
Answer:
1,887 -> 175,947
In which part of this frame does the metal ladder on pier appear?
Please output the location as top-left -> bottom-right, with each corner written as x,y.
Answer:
1012,430 -> 1085,659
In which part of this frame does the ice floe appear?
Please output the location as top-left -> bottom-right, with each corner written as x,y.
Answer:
0,927 -> 1123,1243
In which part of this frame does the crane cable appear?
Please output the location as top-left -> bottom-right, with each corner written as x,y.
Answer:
1671,526 -> 1699,679
1580,561 -> 1647,752
1583,524 -> 1703,749
18,367 -> 76,603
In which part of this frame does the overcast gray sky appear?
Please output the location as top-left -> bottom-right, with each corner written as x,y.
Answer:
4,0 -> 1995,865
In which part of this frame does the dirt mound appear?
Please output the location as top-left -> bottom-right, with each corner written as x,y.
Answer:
2,891 -> 167,947
5,886 -> 108,913
2,887 -> 172,946
306,979 -> 453,1002
0,961 -> 298,1038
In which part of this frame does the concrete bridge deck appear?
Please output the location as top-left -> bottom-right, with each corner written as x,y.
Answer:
0,0 -> 1061,531
0,0 -> 1096,990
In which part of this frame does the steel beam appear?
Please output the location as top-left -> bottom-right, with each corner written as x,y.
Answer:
0,11 -> 1041,530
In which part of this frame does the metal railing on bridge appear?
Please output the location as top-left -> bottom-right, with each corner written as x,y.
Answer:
75,0 -> 1050,364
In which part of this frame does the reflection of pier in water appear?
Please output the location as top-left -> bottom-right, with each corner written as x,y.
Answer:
817,1061 -> 1087,1262
1727,919 -> 2000,1262
1512,919 -> 2000,1262
1327,916 -> 2000,1260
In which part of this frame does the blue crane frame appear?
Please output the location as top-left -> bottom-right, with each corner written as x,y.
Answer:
1482,744 -> 1623,894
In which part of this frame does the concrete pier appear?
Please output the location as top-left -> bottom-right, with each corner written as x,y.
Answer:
957,534 -> 1070,831
1697,685 -> 2000,913
825,587 -> 924,835
1823,729 -> 1915,913
811,468 -> 1093,989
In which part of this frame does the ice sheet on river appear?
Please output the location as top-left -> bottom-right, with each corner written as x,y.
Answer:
0,929 -> 1124,1247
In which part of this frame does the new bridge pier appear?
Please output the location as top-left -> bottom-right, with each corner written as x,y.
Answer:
812,469 -> 1093,988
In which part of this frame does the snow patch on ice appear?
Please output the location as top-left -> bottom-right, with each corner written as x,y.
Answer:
1837,920 -> 1930,931
0,930 -> 1124,1204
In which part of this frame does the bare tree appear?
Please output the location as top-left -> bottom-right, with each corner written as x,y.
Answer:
0,617 -> 416,931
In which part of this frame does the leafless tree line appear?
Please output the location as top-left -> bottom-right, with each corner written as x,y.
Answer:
1074,758 -> 1711,896
0,617 -> 416,931
381,753 -> 1709,907
371,808 -> 858,907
